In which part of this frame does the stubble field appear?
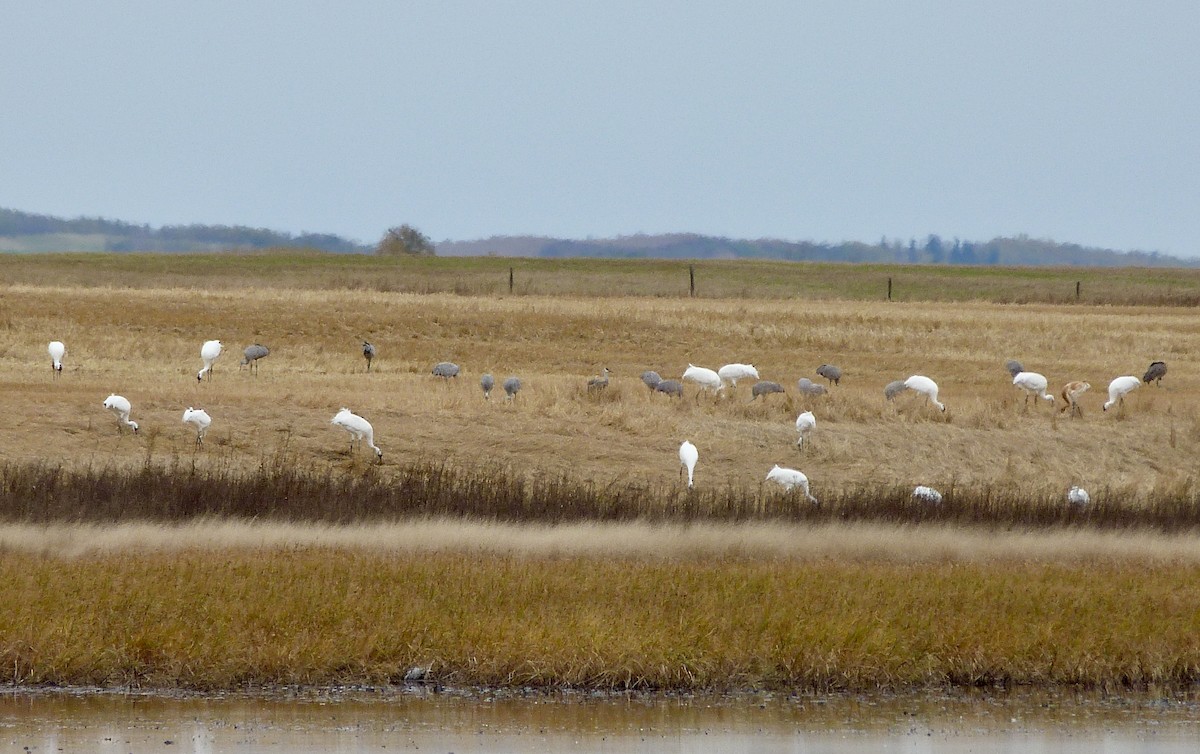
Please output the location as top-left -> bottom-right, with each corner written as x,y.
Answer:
1,252 -> 1199,691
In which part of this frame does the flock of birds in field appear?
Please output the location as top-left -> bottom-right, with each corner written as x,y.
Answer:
47,337 -> 1169,509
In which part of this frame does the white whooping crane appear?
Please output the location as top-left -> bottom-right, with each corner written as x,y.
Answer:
765,465 -> 819,504
717,363 -> 758,388
679,440 -> 698,489
102,394 -> 138,433
912,485 -> 943,504
682,364 -> 724,397
48,341 -> 65,377
197,340 -> 223,382
182,407 -> 212,446
1013,371 -> 1055,406
1102,376 -> 1140,412
795,411 -> 816,447
331,407 -> 382,461
1067,486 -> 1090,506
904,375 -> 945,412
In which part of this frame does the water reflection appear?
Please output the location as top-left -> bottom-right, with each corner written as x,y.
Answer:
0,687 -> 1197,753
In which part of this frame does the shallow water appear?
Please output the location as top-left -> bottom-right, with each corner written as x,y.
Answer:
1,687 -> 1198,753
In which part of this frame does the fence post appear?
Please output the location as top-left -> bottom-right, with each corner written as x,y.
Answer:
689,265 -> 695,297
1075,281 -> 1080,300
509,267 -> 514,294
887,277 -> 893,301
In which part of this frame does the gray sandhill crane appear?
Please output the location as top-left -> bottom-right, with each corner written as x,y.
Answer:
816,364 -> 842,386
654,379 -> 683,398
1143,361 -> 1167,387
1005,359 -> 1024,378
503,376 -> 522,401
883,380 -> 907,401
480,373 -> 495,400
362,341 -> 376,372
641,371 -> 663,391
432,361 -> 460,379
240,344 -> 270,375
750,381 -> 785,400
797,378 -> 827,396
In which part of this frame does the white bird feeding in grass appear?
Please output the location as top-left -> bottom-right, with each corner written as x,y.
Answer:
795,411 -> 816,447
679,440 -> 698,489
1102,376 -> 1140,412
102,394 -> 138,434
912,485 -> 943,504
682,364 -> 723,397
765,465 -> 819,503
197,340 -> 223,382
1013,371 -> 1055,406
1067,486 -> 1090,506
718,363 -> 758,388
331,408 -> 382,462
48,341 -> 65,377
903,375 -> 946,412
182,407 -> 212,446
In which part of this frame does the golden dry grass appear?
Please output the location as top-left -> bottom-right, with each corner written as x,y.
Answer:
1,277 -> 1196,497
1,546 -> 1198,690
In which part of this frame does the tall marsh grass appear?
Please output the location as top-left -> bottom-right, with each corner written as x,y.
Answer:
4,459 -> 1200,531
1,551 -> 1198,691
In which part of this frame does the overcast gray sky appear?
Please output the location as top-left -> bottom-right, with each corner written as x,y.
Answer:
2,1 -> 1196,255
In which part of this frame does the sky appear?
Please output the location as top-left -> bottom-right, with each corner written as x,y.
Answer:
1,1 -> 1197,255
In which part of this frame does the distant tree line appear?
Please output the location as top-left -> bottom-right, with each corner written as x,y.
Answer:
0,208 -> 369,253
440,232 -> 1193,268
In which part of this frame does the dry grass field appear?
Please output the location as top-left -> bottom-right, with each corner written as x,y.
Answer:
0,262 -> 1195,498
2,253 -> 1200,691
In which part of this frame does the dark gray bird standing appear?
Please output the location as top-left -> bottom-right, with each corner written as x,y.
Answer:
750,380 -> 785,400
1143,361 -> 1167,387
1005,359 -> 1024,378
362,341 -> 376,372
654,379 -> 683,398
816,364 -> 842,386
641,370 -> 663,391
503,376 -> 522,400
432,361 -> 461,378
240,343 -> 270,375
796,378 -> 827,396
587,367 -> 611,392
884,379 -> 908,401
480,373 -> 495,400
